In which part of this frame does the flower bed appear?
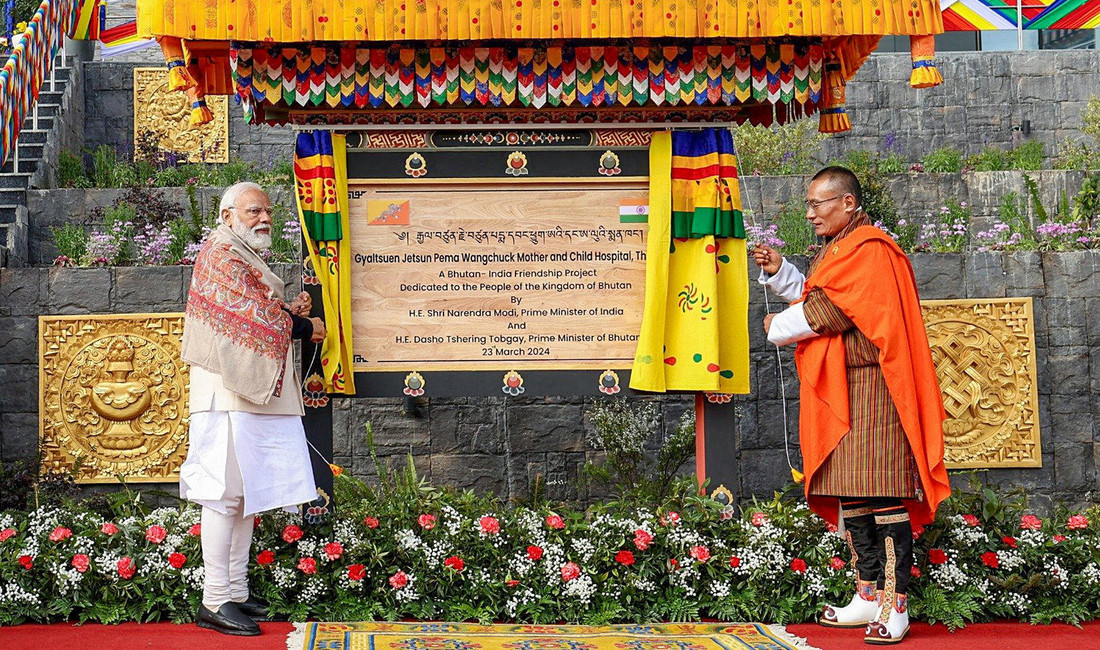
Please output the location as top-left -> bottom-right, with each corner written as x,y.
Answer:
1,474 -> 1099,628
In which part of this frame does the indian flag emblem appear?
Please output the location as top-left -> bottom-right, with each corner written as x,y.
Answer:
619,198 -> 648,223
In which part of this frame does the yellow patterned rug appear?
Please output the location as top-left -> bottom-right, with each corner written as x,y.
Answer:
286,622 -> 819,650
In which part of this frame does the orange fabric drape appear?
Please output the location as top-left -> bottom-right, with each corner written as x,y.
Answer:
794,227 -> 951,527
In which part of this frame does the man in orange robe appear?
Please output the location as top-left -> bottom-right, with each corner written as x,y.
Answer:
754,167 -> 951,645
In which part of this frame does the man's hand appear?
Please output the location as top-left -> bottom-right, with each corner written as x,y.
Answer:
309,317 -> 326,343
288,291 -> 312,317
763,313 -> 775,335
752,243 -> 782,276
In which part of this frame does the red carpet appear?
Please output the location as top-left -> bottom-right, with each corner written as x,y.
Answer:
788,620 -> 1100,649
2,620 -> 1099,649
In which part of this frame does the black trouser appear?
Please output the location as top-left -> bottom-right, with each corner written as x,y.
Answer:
840,497 -> 913,595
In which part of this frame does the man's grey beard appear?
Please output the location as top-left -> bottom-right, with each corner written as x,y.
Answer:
231,219 -> 272,251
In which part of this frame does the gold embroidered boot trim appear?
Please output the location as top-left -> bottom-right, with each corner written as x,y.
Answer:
878,536 -> 897,624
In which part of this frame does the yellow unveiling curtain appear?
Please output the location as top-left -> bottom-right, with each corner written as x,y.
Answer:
630,129 -> 750,394
294,131 -> 356,396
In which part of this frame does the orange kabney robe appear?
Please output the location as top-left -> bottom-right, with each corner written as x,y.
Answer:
795,226 -> 951,526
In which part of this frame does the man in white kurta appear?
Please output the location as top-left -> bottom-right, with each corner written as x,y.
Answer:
180,182 -> 325,636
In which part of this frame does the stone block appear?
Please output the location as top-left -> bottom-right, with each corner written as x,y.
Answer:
964,252 -> 1005,298
1048,395 -> 1094,444
1043,252 -> 1100,299
346,399 -> 431,455
739,448 -> 793,498
1046,347 -> 1089,396
0,317 -> 37,365
511,403 -> 585,453
112,266 -> 186,312
912,254 -> 965,299
430,454 -> 508,495
748,400 -> 798,451
0,412 -> 39,461
1044,298 -> 1086,329
0,268 -> 47,316
48,268 -> 110,314
430,403 -> 506,454
1003,251 -> 1044,296
1049,327 -> 1085,348
0,364 -> 36,413
1052,442 -> 1095,493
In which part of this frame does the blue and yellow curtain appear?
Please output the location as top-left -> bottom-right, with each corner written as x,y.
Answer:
294,131 -> 355,395
630,129 -> 750,394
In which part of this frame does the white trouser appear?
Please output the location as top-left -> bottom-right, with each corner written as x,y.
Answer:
200,423 -> 256,611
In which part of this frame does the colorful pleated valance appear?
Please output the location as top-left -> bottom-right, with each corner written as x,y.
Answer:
138,0 -> 942,42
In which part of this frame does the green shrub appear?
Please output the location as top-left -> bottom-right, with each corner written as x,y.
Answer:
877,152 -> 907,174
1010,139 -> 1044,171
839,152 -> 900,231
56,151 -> 90,188
774,197 -> 816,255
966,147 -> 1010,172
921,147 -> 964,173
998,191 -> 1037,247
49,222 -> 88,262
733,121 -> 830,175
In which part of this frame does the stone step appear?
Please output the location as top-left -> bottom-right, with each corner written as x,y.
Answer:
15,142 -> 43,160
0,188 -> 25,208
19,116 -> 55,132
0,159 -> 38,174
0,204 -> 20,225
15,130 -> 49,145
35,90 -> 65,106
0,173 -> 32,189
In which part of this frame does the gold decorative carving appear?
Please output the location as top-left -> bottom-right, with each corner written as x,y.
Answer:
133,67 -> 229,163
921,298 -> 1041,469
39,314 -> 190,483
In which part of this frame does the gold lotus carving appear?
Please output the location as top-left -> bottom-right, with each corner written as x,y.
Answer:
921,298 -> 1041,469
39,314 -> 189,483
133,67 -> 228,163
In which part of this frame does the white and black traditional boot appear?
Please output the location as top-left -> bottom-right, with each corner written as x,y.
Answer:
820,500 -> 882,628
864,503 -> 913,644
821,580 -> 881,628
865,592 -> 910,644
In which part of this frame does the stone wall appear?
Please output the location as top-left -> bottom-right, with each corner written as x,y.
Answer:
1,251 -> 1097,510
76,51 -> 1100,169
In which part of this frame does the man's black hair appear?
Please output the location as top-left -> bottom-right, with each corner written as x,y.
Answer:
811,166 -> 863,209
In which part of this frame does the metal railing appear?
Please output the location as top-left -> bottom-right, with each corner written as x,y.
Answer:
0,0 -> 78,170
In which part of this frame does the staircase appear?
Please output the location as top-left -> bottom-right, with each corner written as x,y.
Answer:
0,58 -> 76,267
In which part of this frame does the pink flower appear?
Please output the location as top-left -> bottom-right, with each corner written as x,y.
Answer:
324,542 -> 344,560
790,558 -> 807,574
527,545 -> 543,561
389,570 -> 409,589
928,549 -> 948,565
418,514 -> 437,530
546,514 -> 566,530
282,525 -> 304,543
633,529 -> 654,551
444,556 -> 465,572
561,562 -> 580,582
363,517 -> 379,529
168,552 -> 187,569
0,528 -> 15,542
825,521 -> 838,533
256,550 -> 275,565
1002,536 -> 1017,548
117,557 -> 135,579
660,511 -> 681,527
962,514 -> 981,527
49,527 -> 72,542
912,524 -> 924,540
506,579 -> 520,587
1054,535 -> 1067,543
145,525 -> 167,544
188,524 -> 202,537
689,546 -> 710,563
829,556 -> 847,570
100,523 -> 118,536
1068,515 -> 1089,530
911,566 -> 922,578
18,555 -> 33,570
71,554 -> 90,573
478,515 -> 500,535
615,550 -> 635,566
751,512 -> 768,527
981,551 -> 999,568
1020,515 -> 1042,531
729,556 -> 741,568
297,557 -> 318,575
348,564 -> 366,581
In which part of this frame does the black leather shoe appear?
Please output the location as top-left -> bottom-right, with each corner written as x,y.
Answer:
196,602 -> 261,636
233,597 -> 269,620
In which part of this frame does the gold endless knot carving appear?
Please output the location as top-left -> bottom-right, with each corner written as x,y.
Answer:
133,67 -> 229,164
39,314 -> 190,483
921,298 -> 1041,469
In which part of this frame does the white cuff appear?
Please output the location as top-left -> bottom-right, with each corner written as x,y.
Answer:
767,303 -> 819,347
757,258 -> 806,303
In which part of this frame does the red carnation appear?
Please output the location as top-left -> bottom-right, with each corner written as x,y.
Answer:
981,551 -> 999,568
324,542 -> 344,560
297,557 -> 318,575
729,556 -> 741,568
829,556 -> 847,570
444,556 -> 465,572
561,561 -> 580,582
928,549 -> 948,565
282,525 -> 304,543
790,558 -> 807,574
169,552 -> 187,569
71,554 -> 90,573
668,558 -> 680,571
100,522 -> 118,536
478,515 -> 500,535
188,524 -> 202,537
418,514 -> 437,530
256,550 -> 275,565
18,555 -> 33,570
117,557 -> 135,579
1020,514 -> 1042,531
348,564 -> 367,581
527,545 -> 543,561
633,529 -> 654,551
660,511 -> 681,527
546,514 -> 566,530
363,516 -> 380,529
145,525 -> 167,544
615,550 -> 635,566
49,526 -> 72,542
1002,536 -> 1017,548
1068,515 -> 1089,530
962,514 -> 980,527
751,512 -> 769,527
389,570 -> 409,589
506,579 -> 520,587
911,566 -> 922,578
1054,534 -> 1067,543
690,546 -> 711,563
912,524 -> 924,540
0,528 -> 14,542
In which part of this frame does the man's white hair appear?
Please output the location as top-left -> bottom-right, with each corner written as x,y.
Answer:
218,182 -> 266,224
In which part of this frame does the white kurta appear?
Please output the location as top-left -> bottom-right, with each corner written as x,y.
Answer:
759,258 -> 818,347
